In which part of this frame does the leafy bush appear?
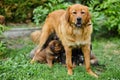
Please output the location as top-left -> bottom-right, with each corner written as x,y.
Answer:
0,0 -> 46,23
33,6 -> 49,25
89,0 -> 120,36
0,25 -> 7,56
0,25 -> 8,57
0,25 -> 5,35
0,41 -> 7,56
33,0 -> 71,25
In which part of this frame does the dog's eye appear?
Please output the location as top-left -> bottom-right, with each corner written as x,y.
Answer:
72,11 -> 77,14
81,11 -> 85,14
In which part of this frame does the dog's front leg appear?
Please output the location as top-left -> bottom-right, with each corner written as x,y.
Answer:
81,45 -> 98,78
47,58 -> 53,68
64,46 -> 73,75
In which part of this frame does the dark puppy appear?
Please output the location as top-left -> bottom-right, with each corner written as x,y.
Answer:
59,46 -> 98,67
31,40 -> 62,67
72,48 -> 98,67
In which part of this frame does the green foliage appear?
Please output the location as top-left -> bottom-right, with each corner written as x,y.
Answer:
0,41 -> 7,57
33,6 -> 49,25
33,0 -> 71,25
0,25 -> 8,57
0,25 -> 5,35
92,38 -> 120,80
0,0 -> 46,22
89,0 -> 120,35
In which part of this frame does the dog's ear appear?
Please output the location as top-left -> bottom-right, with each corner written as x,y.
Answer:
85,7 -> 91,24
65,6 -> 71,22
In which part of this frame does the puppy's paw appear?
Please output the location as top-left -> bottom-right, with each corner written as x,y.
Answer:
30,59 -> 35,64
48,64 -> 53,68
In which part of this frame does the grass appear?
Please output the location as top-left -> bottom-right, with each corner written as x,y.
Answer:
0,36 -> 120,80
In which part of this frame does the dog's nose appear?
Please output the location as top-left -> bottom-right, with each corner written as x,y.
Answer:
77,17 -> 81,21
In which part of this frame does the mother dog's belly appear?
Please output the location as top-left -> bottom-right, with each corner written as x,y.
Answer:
67,40 -> 90,48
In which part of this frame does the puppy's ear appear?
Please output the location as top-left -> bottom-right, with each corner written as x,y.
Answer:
49,44 -> 54,51
65,6 -> 71,22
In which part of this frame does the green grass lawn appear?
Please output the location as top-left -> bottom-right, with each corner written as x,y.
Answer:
0,37 -> 120,80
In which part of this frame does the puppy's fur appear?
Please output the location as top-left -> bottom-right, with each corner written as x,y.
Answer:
72,48 -> 98,67
31,4 -> 98,77
32,40 -> 62,67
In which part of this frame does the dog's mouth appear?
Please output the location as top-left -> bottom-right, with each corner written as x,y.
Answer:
75,22 -> 82,28
75,18 -> 82,28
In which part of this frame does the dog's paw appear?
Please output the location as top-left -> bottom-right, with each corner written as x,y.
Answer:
88,70 -> 98,78
68,69 -> 73,75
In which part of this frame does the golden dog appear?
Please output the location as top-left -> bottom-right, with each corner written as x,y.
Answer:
31,4 -> 98,77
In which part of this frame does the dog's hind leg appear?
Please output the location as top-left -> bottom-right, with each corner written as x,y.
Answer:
31,24 -> 53,63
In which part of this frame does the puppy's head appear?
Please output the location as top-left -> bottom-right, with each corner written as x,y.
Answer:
48,40 -> 62,54
66,4 -> 91,28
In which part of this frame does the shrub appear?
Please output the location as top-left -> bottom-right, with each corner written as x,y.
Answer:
33,6 -> 49,25
0,0 -> 46,23
33,0 -> 71,25
0,41 -> 7,56
89,0 -> 120,36
0,24 -> 8,57
0,24 -> 5,35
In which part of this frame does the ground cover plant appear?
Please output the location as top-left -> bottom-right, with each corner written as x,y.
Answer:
0,35 -> 120,80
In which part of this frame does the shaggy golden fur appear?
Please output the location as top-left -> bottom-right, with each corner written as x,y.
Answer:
30,30 -> 41,44
31,4 -> 98,77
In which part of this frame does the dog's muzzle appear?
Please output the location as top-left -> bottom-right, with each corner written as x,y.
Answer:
75,17 -> 82,28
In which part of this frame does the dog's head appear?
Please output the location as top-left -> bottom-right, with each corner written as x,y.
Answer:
48,40 -> 62,54
66,4 -> 91,28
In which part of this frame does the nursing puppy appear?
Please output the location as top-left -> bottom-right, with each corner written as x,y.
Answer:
31,4 -> 98,77
72,48 -> 98,67
32,40 -> 62,67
